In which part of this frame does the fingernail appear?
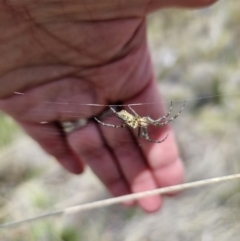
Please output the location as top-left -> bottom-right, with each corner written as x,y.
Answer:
139,196 -> 162,213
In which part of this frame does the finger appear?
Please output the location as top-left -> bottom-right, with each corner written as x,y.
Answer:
125,78 -> 184,190
66,121 -> 134,205
18,121 -> 84,174
96,111 -> 162,212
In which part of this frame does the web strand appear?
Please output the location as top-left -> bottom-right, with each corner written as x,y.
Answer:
13,91 -> 240,107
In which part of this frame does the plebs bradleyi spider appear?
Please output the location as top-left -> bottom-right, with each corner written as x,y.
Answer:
94,101 -> 186,143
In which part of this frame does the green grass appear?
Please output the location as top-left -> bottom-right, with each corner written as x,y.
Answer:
61,226 -> 82,241
0,112 -> 20,148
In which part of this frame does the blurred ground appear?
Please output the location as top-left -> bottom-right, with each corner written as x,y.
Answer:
1,0 -> 240,240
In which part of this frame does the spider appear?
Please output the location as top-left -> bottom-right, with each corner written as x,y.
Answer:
94,101 -> 186,143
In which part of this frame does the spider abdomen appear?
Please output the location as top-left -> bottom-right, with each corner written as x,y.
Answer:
138,117 -> 149,127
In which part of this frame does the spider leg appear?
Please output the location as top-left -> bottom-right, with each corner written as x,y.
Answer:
153,100 -> 186,126
128,105 -> 140,117
94,117 -> 126,128
145,101 -> 173,125
110,106 -> 118,114
142,127 -> 169,143
155,101 -> 173,122
138,127 -> 144,138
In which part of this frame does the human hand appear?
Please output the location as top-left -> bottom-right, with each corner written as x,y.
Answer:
0,0 -> 217,212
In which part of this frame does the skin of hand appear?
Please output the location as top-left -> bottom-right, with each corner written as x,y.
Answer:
0,0 -> 217,212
